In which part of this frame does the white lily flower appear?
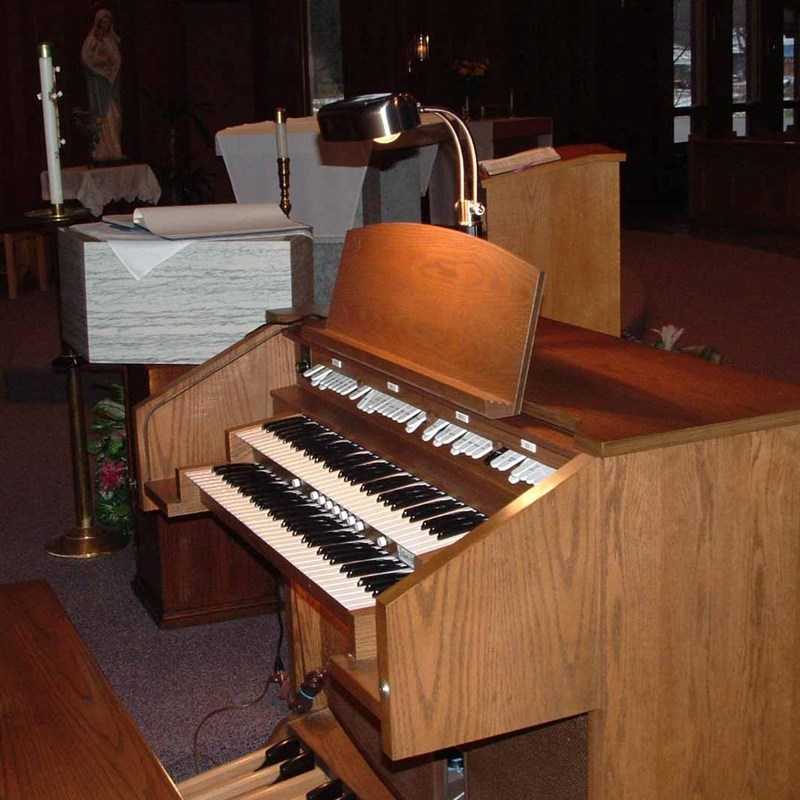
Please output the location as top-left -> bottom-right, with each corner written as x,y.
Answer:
652,324 -> 685,351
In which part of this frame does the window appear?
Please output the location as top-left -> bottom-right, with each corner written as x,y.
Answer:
785,8 -> 798,132
731,0 -> 753,135
674,0 -> 693,143
307,0 -> 344,113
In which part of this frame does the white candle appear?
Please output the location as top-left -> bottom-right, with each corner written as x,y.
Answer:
275,107 -> 289,159
38,43 -> 63,207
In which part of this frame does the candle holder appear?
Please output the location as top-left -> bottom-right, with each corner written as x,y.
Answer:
277,157 -> 291,217
275,107 -> 291,217
46,351 -> 127,558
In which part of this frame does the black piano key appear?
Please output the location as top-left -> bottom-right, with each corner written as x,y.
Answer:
257,736 -> 302,769
402,499 -> 464,521
387,487 -> 445,510
326,548 -> 388,566
263,416 -> 310,431
429,517 -> 485,537
367,574 -> 407,595
213,462 -> 263,474
318,542 -> 382,558
421,509 -> 484,530
344,466 -> 401,486
306,778 -> 343,800
338,460 -> 392,479
357,570 -> 410,587
361,474 -> 419,495
288,433 -> 340,450
344,559 -> 407,577
437,523 -> 479,540
277,750 -> 315,782
375,484 -> 430,504
312,444 -> 363,464
325,452 -> 377,470
303,532 -> 365,546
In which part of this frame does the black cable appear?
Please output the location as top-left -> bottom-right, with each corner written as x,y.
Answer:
192,673 -> 282,774
273,594 -> 285,675
192,595 -> 288,774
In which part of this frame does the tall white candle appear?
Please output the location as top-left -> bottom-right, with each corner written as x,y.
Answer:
275,107 -> 289,159
38,42 -> 63,207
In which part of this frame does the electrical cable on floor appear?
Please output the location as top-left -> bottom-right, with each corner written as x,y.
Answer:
192,592 -> 287,774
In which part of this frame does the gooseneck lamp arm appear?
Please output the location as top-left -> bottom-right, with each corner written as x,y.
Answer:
421,105 -> 484,233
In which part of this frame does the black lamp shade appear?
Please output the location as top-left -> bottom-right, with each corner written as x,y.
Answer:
317,93 -> 420,142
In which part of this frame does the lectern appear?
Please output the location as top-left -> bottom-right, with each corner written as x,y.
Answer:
483,144 -> 625,337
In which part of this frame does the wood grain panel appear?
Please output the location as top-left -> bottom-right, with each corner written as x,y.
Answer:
484,146 -> 625,337
132,511 -> 279,628
326,682 -> 447,800
590,424 -> 800,799
289,710 -> 396,800
288,582 -> 357,698
376,421 -> 800,798
0,582 -> 181,800
525,318 -> 800,455
134,325 -> 299,511
377,454 -> 602,759
324,223 -> 544,418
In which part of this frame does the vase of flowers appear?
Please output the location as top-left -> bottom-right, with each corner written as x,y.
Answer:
451,57 -> 490,120
87,383 -> 133,535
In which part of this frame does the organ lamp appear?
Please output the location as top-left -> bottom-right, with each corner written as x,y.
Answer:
317,92 -> 485,236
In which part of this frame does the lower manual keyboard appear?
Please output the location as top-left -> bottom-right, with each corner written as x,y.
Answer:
186,463 -> 412,612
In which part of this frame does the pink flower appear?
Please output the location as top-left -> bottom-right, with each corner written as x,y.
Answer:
99,459 -> 126,492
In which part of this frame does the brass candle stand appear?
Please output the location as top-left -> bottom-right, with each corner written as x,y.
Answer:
46,352 -> 127,558
277,157 -> 291,217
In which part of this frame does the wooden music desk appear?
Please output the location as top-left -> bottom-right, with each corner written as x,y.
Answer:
0,581 -> 180,800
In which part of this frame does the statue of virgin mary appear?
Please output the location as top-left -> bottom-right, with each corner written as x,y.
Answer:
81,8 -> 124,161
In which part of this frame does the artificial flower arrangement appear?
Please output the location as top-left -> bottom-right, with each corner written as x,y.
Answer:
649,324 -> 721,362
88,383 -> 133,534
451,57 -> 490,78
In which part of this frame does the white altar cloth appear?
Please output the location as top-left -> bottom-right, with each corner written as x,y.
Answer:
41,163 -> 161,217
215,115 -> 440,239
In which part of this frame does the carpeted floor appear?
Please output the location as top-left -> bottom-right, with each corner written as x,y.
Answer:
0,287 -> 286,783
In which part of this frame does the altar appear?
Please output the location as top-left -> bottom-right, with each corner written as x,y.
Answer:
216,114 -> 444,303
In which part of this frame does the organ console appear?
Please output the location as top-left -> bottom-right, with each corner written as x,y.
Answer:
136,222 -> 800,799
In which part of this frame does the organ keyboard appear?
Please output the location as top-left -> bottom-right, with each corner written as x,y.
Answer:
136,223 -> 800,799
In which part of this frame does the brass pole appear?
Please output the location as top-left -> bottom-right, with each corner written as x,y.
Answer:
46,352 -> 127,558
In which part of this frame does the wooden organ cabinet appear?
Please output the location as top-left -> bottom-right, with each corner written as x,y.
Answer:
137,224 -> 800,800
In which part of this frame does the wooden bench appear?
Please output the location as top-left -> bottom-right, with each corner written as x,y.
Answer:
0,580 -> 181,800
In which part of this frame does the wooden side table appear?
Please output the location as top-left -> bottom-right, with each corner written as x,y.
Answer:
0,580 -> 181,799
3,227 -> 48,299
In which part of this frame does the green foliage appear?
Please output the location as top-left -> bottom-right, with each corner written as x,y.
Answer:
90,383 -> 132,535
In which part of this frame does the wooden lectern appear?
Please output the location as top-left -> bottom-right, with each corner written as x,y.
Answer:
483,144 -> 625,337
